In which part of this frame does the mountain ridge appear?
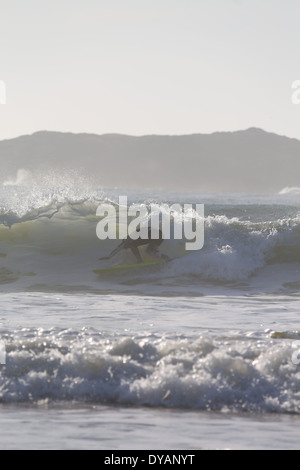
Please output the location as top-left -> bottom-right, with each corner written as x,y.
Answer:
1,128 -> 299,192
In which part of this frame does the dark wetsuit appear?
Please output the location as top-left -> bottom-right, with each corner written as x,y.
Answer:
107,227 -> 164,263
122,228 -> 163,252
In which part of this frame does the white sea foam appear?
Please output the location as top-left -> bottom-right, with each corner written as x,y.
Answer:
0,325 -> 299,413
279,186 -> 300,195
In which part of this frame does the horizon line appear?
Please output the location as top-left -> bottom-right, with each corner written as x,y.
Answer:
1,127 -> 299,143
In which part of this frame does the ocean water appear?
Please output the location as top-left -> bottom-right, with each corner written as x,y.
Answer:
1,184 -> 300,449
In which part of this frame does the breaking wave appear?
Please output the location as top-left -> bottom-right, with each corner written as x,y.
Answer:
0,185 -> 300,292
0,326 -> 300,413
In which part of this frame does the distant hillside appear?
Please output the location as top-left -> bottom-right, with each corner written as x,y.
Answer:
0,128 -> 300,192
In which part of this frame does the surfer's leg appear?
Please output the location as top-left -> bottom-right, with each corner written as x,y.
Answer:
130,246 -> 143,264
146,239 -> 163,257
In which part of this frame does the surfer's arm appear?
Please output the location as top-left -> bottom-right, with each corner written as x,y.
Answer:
99,240 -> 127,261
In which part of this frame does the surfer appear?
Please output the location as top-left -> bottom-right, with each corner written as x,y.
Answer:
100,227 -> 166,263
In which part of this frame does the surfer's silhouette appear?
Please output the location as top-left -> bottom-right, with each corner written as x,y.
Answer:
100,227 -> 166,263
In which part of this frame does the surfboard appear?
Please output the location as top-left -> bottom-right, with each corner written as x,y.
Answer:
94,259 -> 166,274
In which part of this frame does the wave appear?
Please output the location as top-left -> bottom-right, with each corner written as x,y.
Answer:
170,213 -> 300,282
3,169 -> 32,187
1,187 -> 300,290
0,327 -> 299,413
279,187 -> 300,195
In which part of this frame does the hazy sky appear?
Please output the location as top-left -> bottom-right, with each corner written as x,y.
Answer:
0,0 -> 300,140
